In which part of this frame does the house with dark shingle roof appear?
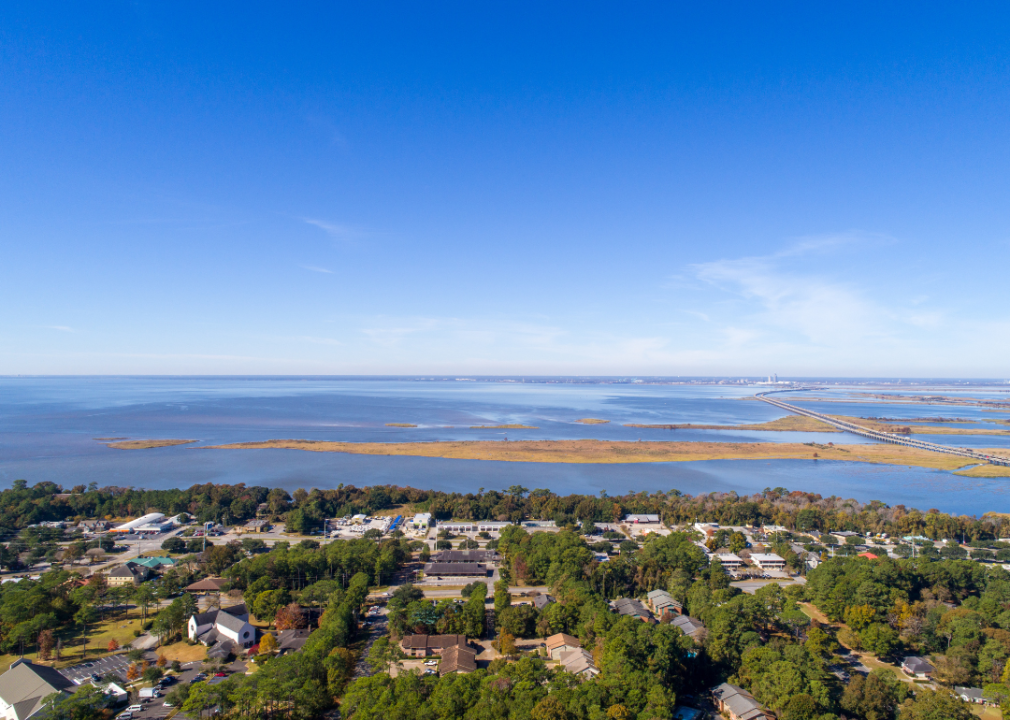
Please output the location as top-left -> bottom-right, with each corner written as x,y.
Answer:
399,634 -> 467,657
107,561 -> 150,587
439,645 -> 477,674
0,659 -> 75,720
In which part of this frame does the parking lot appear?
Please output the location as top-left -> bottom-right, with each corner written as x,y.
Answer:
60,653 -> 133,685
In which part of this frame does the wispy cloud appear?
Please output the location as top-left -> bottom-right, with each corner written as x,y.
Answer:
46,326 -> 76,333
302,218 -> 365,241
301,265 -> 333,274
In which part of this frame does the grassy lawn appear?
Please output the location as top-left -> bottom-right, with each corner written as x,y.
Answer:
972,706 -> 1003,720
0,609 -> 145,672
155,641 -> 207,663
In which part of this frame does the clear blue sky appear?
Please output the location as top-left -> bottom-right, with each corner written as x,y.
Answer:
2,3 -> 1009,376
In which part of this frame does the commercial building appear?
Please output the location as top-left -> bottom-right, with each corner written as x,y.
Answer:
624,514 -> 660,524
431,550 -> 500,564
411,513 -> 432,529
131,556 -> 177,573
0,659 -> 75,720
715,553 -> 744,570
111,512 -> 174,533
437,520 -> 512,533
750,553 -> 787,570
423,562 -> 490,577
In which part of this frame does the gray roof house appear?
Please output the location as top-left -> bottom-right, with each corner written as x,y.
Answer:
188,603 -> 255,654
901,656 -> 935,678
671,614 -> 707,642
0,659 -> 76,720
712,682 -> 774,720
533,593 -> 555,610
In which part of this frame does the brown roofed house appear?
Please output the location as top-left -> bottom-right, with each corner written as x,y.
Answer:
439,644 -> 478,674
400,634 -> 467,657
186,577 -> 229,592
545,633 -> 581,660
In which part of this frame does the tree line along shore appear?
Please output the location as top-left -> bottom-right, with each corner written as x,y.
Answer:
3,480 -> 1010,719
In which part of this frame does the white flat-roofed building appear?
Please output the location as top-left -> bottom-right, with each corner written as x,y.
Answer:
751,553 -> 787,570
715,553 -> 743,570
693,522 -> 719,537
438,520 -> 512,533
625,514 -> 660,524
411,513 -> 432,529
351,514 -> 368,524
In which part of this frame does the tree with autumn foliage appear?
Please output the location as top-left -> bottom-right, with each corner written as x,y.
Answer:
126,663 -> 140,681
156,654 -> 167,667
274,603 -> 307,631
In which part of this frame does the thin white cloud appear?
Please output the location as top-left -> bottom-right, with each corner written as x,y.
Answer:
46,326 -> 76,333
302,218 -> 365,241
301,265 -> 333,274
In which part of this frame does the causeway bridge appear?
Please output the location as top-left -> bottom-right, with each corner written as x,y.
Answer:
756,388 -> 1010,468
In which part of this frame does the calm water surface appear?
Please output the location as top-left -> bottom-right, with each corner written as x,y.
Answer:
1,377 -> 1007,516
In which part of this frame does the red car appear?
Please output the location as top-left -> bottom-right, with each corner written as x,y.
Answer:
214,672 -> 227,677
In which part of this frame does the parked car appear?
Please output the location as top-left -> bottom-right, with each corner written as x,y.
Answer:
214,672 -> 227,677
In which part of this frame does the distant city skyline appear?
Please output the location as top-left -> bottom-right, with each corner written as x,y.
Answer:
2,4 -> 1009,376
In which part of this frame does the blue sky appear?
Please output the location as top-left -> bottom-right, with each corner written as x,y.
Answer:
2,3 -> 1009,376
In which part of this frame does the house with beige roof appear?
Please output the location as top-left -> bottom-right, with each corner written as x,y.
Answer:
544,633 -> 581,660
0,659 -> 75,720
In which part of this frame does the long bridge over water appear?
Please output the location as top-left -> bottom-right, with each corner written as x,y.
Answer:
756,388 -> 1010,468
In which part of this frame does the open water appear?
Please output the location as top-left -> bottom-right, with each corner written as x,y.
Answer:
1,377 -> 1008,516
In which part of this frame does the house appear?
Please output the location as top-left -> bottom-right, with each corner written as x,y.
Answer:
609,597 -> 654,622
400,634 -> 467,658
902,656 -> 935,679
439,645 -> 477,675
559,648 -> 599,678
671,615 -> 707,642
431,550 -> 500,564
647,589 -> 683,618
188,603 -> 255,651
0,659 -> 76,720
750,553 -> 787,571
624,514 -> 660,524
131,556 -> 177,573
276,629 -> 312,655
532,593 -> 555,611
185,577 -> 229,593
423,562 -> 489,577
545,633 -> 581,660
712,682 -> 774,720
107,561 -> 150,587
715,553 -> 744,571
954,686 -> 989,704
